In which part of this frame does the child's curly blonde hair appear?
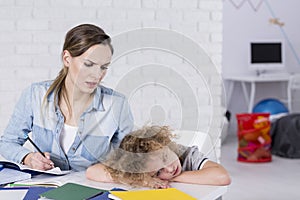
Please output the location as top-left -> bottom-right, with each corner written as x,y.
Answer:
103,125 -> 185,188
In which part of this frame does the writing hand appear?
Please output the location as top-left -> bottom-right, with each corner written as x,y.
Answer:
23,152 -> 54,170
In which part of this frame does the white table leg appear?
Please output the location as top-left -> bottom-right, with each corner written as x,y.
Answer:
226,80 -> 235,108
240,81 -> 250,111
248,82 -> 256,113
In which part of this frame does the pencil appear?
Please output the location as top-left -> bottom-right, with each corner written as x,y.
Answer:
27,137 -> 46,158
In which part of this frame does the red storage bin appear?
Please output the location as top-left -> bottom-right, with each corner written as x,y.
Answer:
236,113 -> 272,163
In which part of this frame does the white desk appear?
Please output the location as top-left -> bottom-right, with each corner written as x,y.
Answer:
224,74 -> 290,113
5,172 -> 227,200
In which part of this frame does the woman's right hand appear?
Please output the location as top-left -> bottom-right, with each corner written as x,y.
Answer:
22,152 -> 54,170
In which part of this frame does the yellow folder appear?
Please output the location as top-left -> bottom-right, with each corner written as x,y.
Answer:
110,188 -> 197,200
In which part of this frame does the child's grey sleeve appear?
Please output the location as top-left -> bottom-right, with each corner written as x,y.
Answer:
181,146 -> 208,171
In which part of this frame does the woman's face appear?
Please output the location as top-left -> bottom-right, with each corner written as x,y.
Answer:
63,44 -> 112,95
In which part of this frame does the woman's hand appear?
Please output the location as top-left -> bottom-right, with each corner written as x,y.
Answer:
22,152 -> 54,170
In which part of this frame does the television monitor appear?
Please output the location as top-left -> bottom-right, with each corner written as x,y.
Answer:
249,40 -> 285,75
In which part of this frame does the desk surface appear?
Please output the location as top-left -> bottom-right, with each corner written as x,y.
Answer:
5,171 -> 227,200
224,73 -> 290,82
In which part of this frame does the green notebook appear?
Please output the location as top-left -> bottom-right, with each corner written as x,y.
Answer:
39,182 -> 106,200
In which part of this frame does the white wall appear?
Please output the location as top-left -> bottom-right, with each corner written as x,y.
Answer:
223,0 -> 300,134
0,0 -> 224,160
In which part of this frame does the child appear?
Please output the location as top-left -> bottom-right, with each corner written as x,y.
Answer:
86,126 -> 231,188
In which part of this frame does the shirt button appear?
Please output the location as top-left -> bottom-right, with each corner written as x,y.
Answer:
72,147 -> 76,151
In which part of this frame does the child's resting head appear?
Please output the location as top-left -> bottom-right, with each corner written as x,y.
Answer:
103,125 -> 185,187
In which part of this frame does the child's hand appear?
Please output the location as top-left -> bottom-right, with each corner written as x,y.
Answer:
148,177 -> 170,189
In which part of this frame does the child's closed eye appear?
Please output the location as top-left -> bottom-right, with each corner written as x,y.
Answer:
156,168 -> 162,177
150,169 -> 162,177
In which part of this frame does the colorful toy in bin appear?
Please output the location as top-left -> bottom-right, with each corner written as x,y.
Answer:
236,113 -> 272,163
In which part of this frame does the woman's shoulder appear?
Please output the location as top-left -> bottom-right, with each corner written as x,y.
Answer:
30,80 -> 53,89
21,80 -> 53,94
98,85 -> 126,99
25,80 -> 53,94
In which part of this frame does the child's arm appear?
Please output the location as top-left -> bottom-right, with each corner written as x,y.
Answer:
86,163 -> 170,189
86,163 -> 114,183
171,161 -> 231,186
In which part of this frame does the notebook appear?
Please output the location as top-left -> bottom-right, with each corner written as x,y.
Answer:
39,182 -> 106,200
109,188 -> 197,200
0,160 -> 70,175
88,188 -> 126,200
23,186 -> 55,200
0,168 -> 31,185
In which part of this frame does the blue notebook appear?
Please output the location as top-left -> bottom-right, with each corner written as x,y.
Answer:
23,186 -> 55,200
0,160 -> 70,176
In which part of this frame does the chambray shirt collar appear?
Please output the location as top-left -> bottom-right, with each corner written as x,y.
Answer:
46,85 -> 105,112
91,86 -> 105,112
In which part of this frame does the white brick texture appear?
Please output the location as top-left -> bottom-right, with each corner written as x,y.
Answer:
0,0 -> 223,161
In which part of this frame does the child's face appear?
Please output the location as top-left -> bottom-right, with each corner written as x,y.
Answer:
151,158 -> 182,180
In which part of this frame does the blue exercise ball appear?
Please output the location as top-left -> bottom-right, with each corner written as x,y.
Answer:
252,98 -> 289,114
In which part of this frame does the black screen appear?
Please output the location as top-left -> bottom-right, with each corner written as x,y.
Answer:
251,43 -> 282,63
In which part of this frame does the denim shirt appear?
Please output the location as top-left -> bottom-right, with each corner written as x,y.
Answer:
0,81 -> 134,171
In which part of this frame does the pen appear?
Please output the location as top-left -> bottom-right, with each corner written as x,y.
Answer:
0,186 -> 30,190
26,137 -> 46,158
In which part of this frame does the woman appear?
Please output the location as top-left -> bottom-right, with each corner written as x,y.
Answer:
0,24 -> 133,171
86,125 -> 231,188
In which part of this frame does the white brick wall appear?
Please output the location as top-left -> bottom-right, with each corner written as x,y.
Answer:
0,0 -> 224,161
